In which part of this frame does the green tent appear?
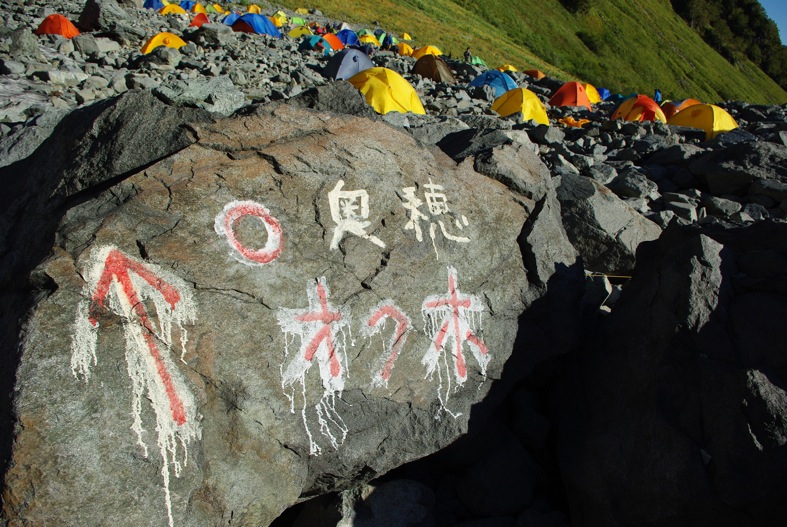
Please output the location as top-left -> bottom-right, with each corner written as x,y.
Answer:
290,16 -> 306,26
470,55 -> 487,67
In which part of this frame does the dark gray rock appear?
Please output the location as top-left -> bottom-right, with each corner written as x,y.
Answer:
690,140 -> 787,196
606,167 -> 659,199
77,0 -> 131,32
555,173 -> 662,275
703,196 -> 742,218
338,480 -> 436,527
286,81 -> 378,119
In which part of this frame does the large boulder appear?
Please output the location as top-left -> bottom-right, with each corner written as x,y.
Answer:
554,172 -> 662,275
557,220 -> 787,527
1,101 -> 579,526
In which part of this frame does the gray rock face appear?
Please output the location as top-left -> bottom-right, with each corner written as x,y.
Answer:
557,221 -> 787,526
1,102 -> 580,526
555,172 -> 662,275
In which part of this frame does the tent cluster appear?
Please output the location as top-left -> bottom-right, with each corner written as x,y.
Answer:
34,3 -> 739,140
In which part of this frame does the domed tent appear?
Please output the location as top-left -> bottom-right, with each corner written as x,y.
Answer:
470,55 -> 487,67
322,33 -> 344,51
336,29 -> 359,47
667,104 -> 738,140
469,70 -> 517,98
395,42 -> 414,56
160,4 -> 187,15
143,0 -> 164,9
611,94 -> 666,122
190,12 -> 209,27
271,10 -> 288,26
290,16 -> 306,26
288,26 -> 312,38
359,34 -> 380,46
298,35 -> 333,55
401,32 -> 412,40
584,83 -> 602,104
222,12 -> 241,25
523,69 -> 545,80
412,55 -> 457,84
295,7 -> 309,15
180,0 -> 196,10
411,45 -> 442,59
191,3 -> 207,14
206,3 -> 225,14
661,98 -> 702,120
549,81 -> 592,110
497,64 -> 517,72
140,32 -> 187,53
597,87 -> 611,101
35,14 -> 80,38
324,48 -> 374,80
491,88 -> 549,125
232,14 -> 283,37
247,4 -> 261,14
348,67 -> 426,115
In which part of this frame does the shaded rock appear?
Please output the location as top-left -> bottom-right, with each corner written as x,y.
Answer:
338,480 -> 436,527
606,167 -> 659,199
286,81 -> 377,118
555,173 -> 662,274
77,0 -> 131,32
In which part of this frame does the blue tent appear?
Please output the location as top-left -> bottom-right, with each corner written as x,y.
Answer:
323,48 -> 374,80
598,87 -> 611,101
469,70 -> 517,98
222,12 -> 241,26
180,0 -> 196,10
232,14 -> 283,38
143,0 -> 164,9
299,35 -> 333,56
336,28 -> 360,47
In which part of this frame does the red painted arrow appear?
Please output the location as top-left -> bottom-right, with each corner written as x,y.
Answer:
88,249 -> 187,426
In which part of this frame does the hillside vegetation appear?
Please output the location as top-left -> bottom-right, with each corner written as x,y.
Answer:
277,0 -> 787,104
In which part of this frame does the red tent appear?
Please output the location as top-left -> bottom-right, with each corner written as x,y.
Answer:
190,12 -> 209,27
35,14 -> 80,39
549,81 -> 592,110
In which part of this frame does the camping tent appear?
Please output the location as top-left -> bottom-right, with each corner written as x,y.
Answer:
411,45 -> 442,59
191,3 -> 207,14
597,87 -> 611,101
359,34 -> 380,46
348,67 -> 426,115
611,94 -> 666,122
395,42 -> 414,56
190,12 -> 209,27
207,3 -> 225,14
584,83 -> 602,104
143,0 -> 164,9
222,12 -> 241,25
336,29 -> 360,47
232,14 -> 283,37
661,98 -> 702,120
549,81 -> 592,110
140,31 -> 187,53
469,70 -> 517,98
247,4 -> 261,14
288,26 -> 313,38
324,48 -> 374,80
295,7 -> 309,15
322,33 -> 344,52
160,4 -> 187,15
412,55 -> 457,84
180,0 -> 196,10
523,69 -> 545,80
298,35 -> 333,55
491,88 -> 549,125
497,64 -> 517,72
470,56 -> 487,67
290,16 -> 306,26
35,14 -> 80,38
667,104 -> 738,140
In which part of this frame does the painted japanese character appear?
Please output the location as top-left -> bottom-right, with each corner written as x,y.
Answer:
328,180 -> 385,250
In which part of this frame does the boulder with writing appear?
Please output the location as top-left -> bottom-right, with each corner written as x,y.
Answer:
1,100 -> 579,526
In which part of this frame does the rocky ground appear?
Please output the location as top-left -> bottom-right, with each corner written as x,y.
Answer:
2,0 -> 787,526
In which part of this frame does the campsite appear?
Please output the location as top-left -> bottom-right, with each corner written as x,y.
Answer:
1,0 -> 787,526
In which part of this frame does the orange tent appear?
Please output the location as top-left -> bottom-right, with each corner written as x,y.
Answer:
549,81 -> 592,110
190,12 -> 209,27
612,95 -> 667,122
35,14 -> 80,39
524,69 -> 545,80
322,33 -> 344,51
661,98 -> 702,120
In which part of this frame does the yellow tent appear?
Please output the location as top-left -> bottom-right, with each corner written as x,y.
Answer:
141,31 -> 187,54
401,32 -> 412,40
211,3 -> 225,14
667,104 -> 738,140
612,95 -> 667,123
295,7 -> 309,15
247,4 -> 261,13
271,10 -> 287,25
359,33 -> 380,46
411,45 -> 442,59
159,4 -> 187,15
191,3 -> 207,14
584,83 -> 602,104
497,64 -> 517,72
348,67 -> 426,115
269,15 -> 283,27
288,26 -> 313,38
396,42 -> 414,56
491,88 -> 549,125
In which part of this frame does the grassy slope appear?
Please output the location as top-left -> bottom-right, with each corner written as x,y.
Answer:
275,0 -> 787,104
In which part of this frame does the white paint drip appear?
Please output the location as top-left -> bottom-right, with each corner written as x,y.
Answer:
277,277 -> 351,455
70,245 -> 201,527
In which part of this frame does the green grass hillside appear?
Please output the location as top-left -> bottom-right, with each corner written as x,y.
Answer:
277,0 -> 787,104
